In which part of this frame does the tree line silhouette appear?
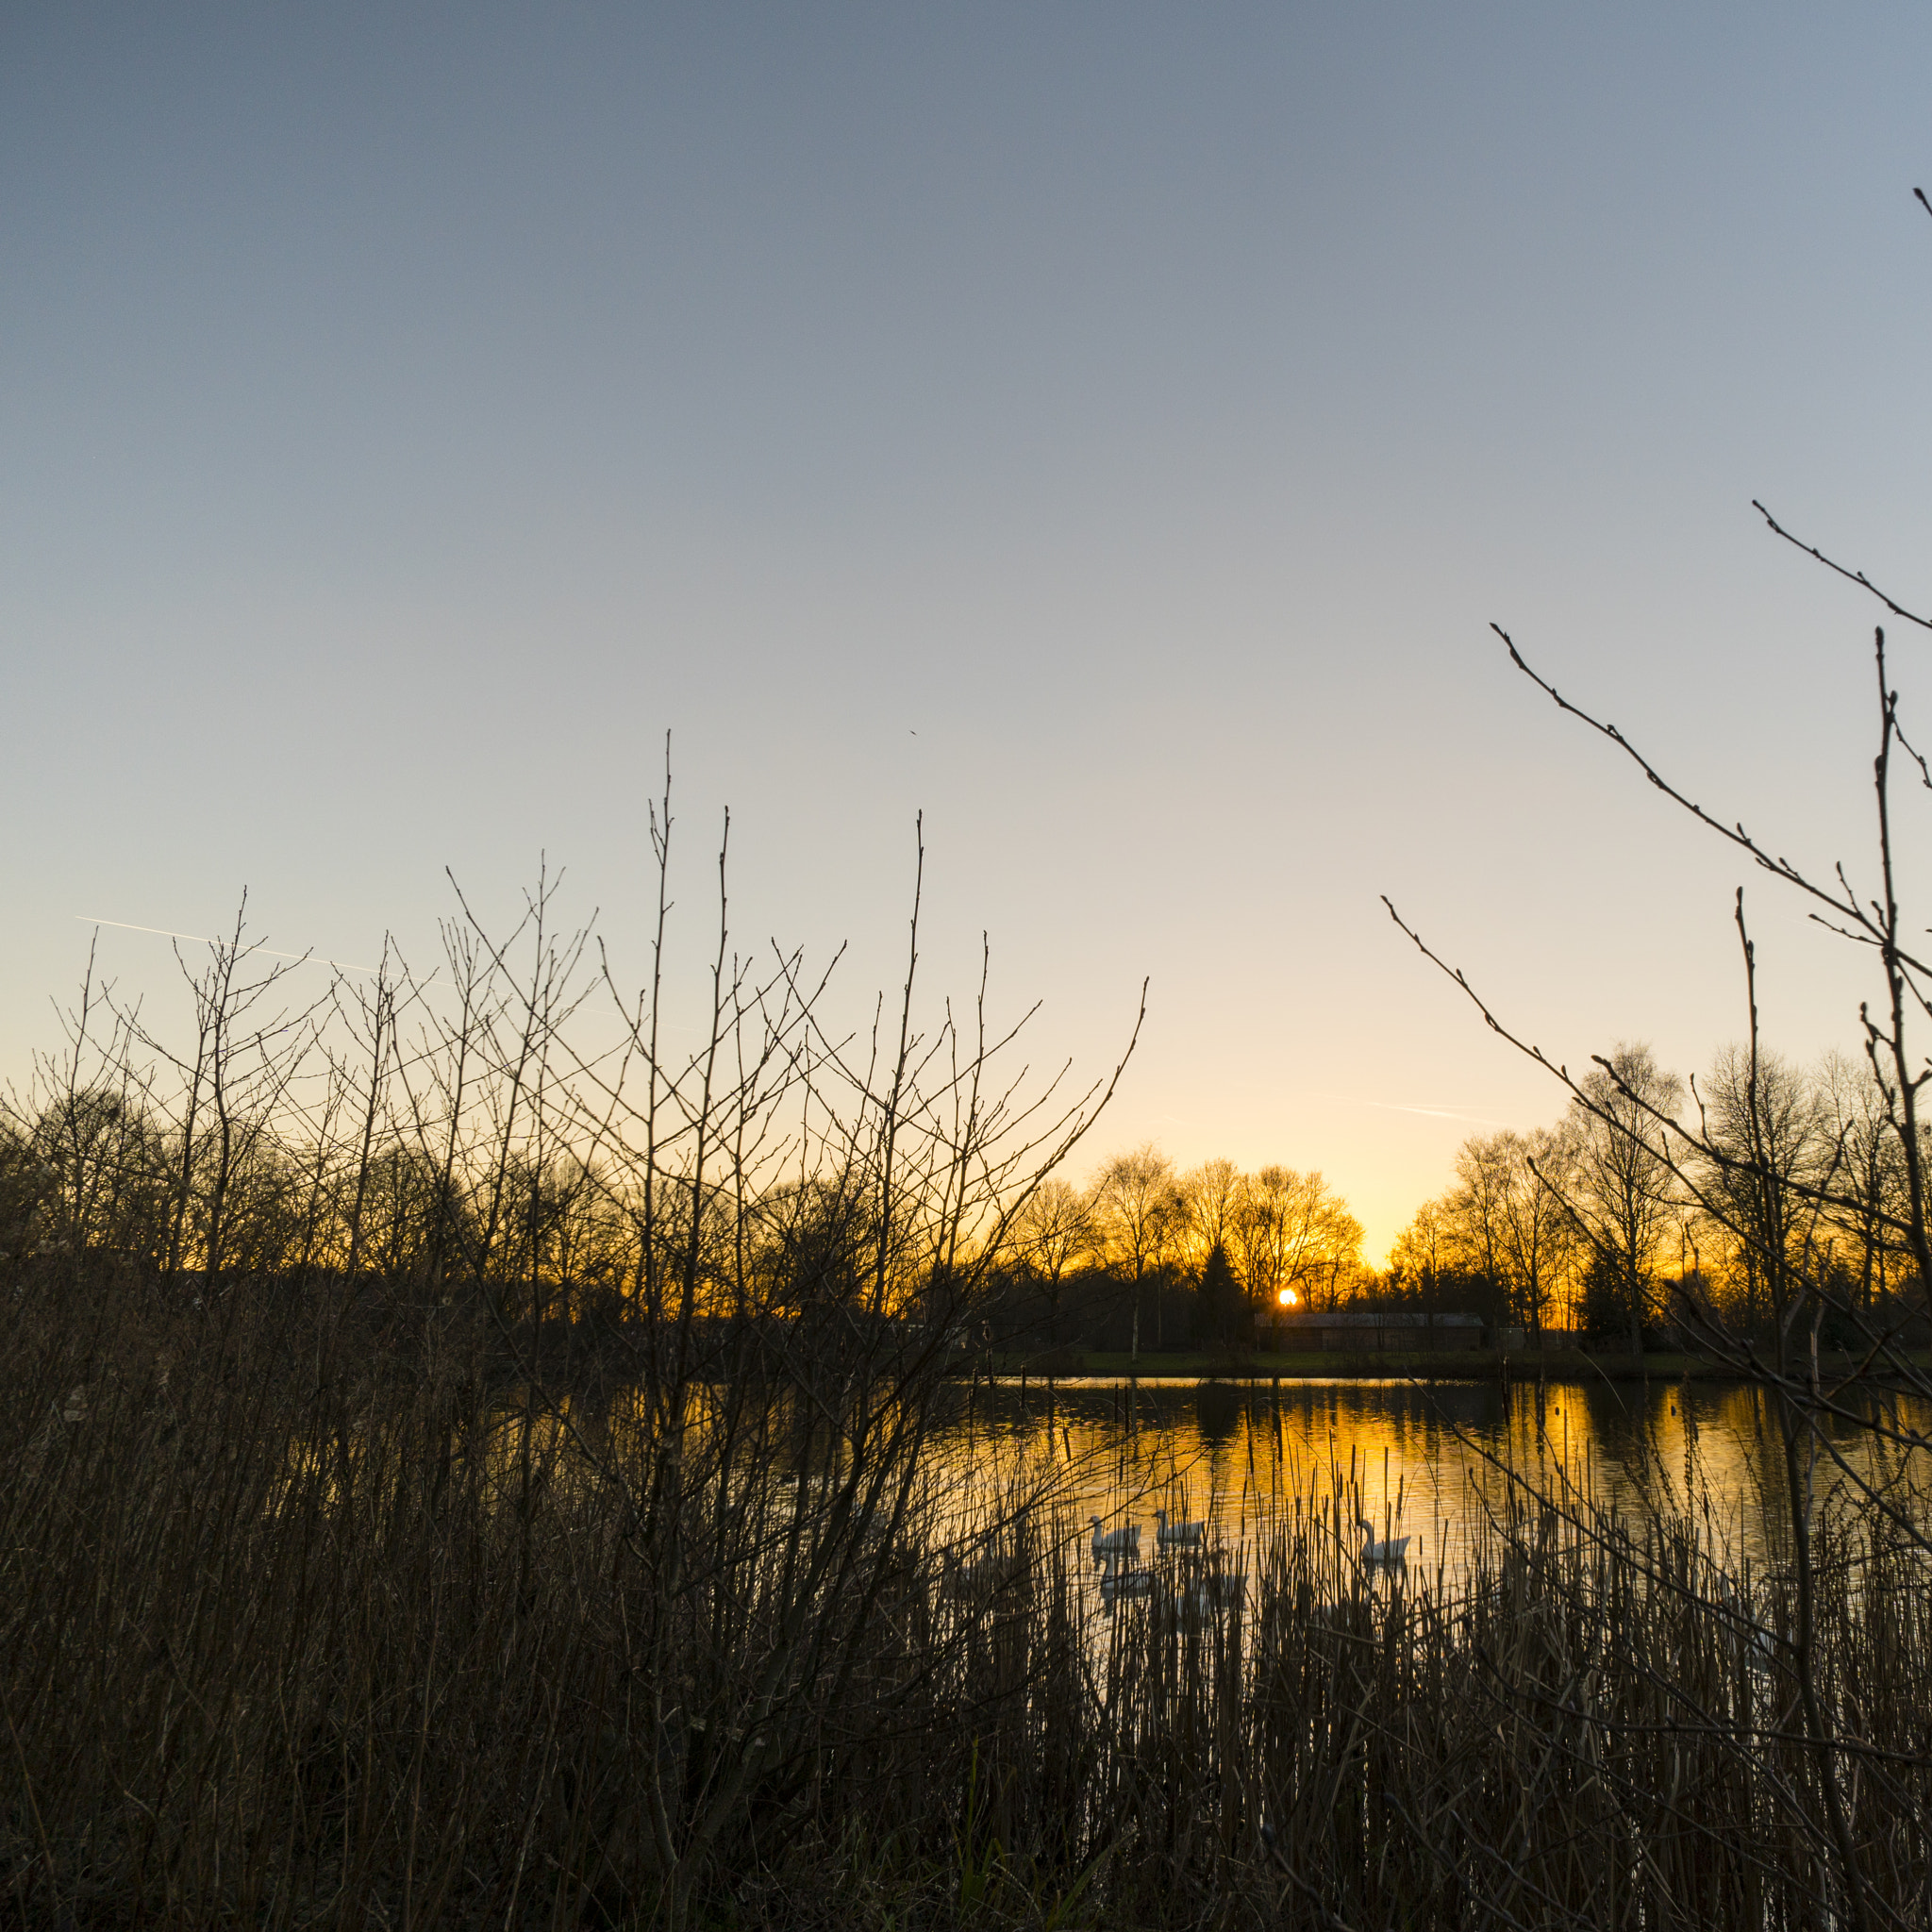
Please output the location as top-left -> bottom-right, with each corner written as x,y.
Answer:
14,1011 -> 1915,1366
1386,1041 -> 1924,1354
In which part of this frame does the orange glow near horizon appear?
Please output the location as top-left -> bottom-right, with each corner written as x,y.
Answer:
1277,1288 -> 1298,1307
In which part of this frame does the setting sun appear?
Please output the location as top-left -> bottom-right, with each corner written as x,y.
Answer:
1277,1288 -> 1298,1307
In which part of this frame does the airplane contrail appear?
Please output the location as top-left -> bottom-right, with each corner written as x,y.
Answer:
1303,1091 -> 1516,1129
1360,1099 -> 1515,1127
75,916 -> 377,976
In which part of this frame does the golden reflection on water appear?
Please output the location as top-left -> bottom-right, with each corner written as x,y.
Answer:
925,1375 -> 1927,1577
283,1372 -> 1928,1612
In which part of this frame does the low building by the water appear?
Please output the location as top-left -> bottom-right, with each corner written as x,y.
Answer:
1259,1309 -> 1515,1352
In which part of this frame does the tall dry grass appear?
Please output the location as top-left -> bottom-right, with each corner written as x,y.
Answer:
8,1256 -> 1932,1929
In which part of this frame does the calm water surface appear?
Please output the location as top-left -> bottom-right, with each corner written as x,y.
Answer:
921,1375 -> 1928,1578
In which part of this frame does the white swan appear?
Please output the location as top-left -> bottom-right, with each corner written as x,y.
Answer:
1090,1516 -> 1141,1566
1176,1573 -> 1247,1621
1155,1507 -> 1206,1554
1097,1554 -> 1156,1607
1357,1517 -> 1411,1565
941,1548 -> 1028,1606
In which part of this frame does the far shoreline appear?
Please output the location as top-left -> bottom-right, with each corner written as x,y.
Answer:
953,1347 -> 1917,1385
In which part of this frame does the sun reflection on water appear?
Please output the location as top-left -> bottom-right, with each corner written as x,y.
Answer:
923,1374 -> 1920,1581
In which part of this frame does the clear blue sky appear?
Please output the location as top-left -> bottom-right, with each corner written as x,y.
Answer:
7,3 -> 1932,1255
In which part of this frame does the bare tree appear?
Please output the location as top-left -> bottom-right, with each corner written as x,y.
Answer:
1237,1165 -> 1363,1312
1179,1156 -> 1244,1267
1691,1042 -> 1837,1352
1416,1125 -> 1583,1332
1562,1043 -> 1683,1357
1495,1125 -> 1578,1335
1091,1143 -> 1184,1358
1012,1174 -> 1094,1345
1818,1045 -> 1910,1322
1387,1195 -> 1454,1305
1445,1132 -> 1513,1305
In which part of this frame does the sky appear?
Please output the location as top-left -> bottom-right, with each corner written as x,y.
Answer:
8,3 -> 1932,1260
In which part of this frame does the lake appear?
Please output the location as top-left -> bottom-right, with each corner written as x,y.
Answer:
922,1373 -> 1925,1579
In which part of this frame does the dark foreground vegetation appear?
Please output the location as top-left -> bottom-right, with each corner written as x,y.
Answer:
9,1255 -> 1932,1931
